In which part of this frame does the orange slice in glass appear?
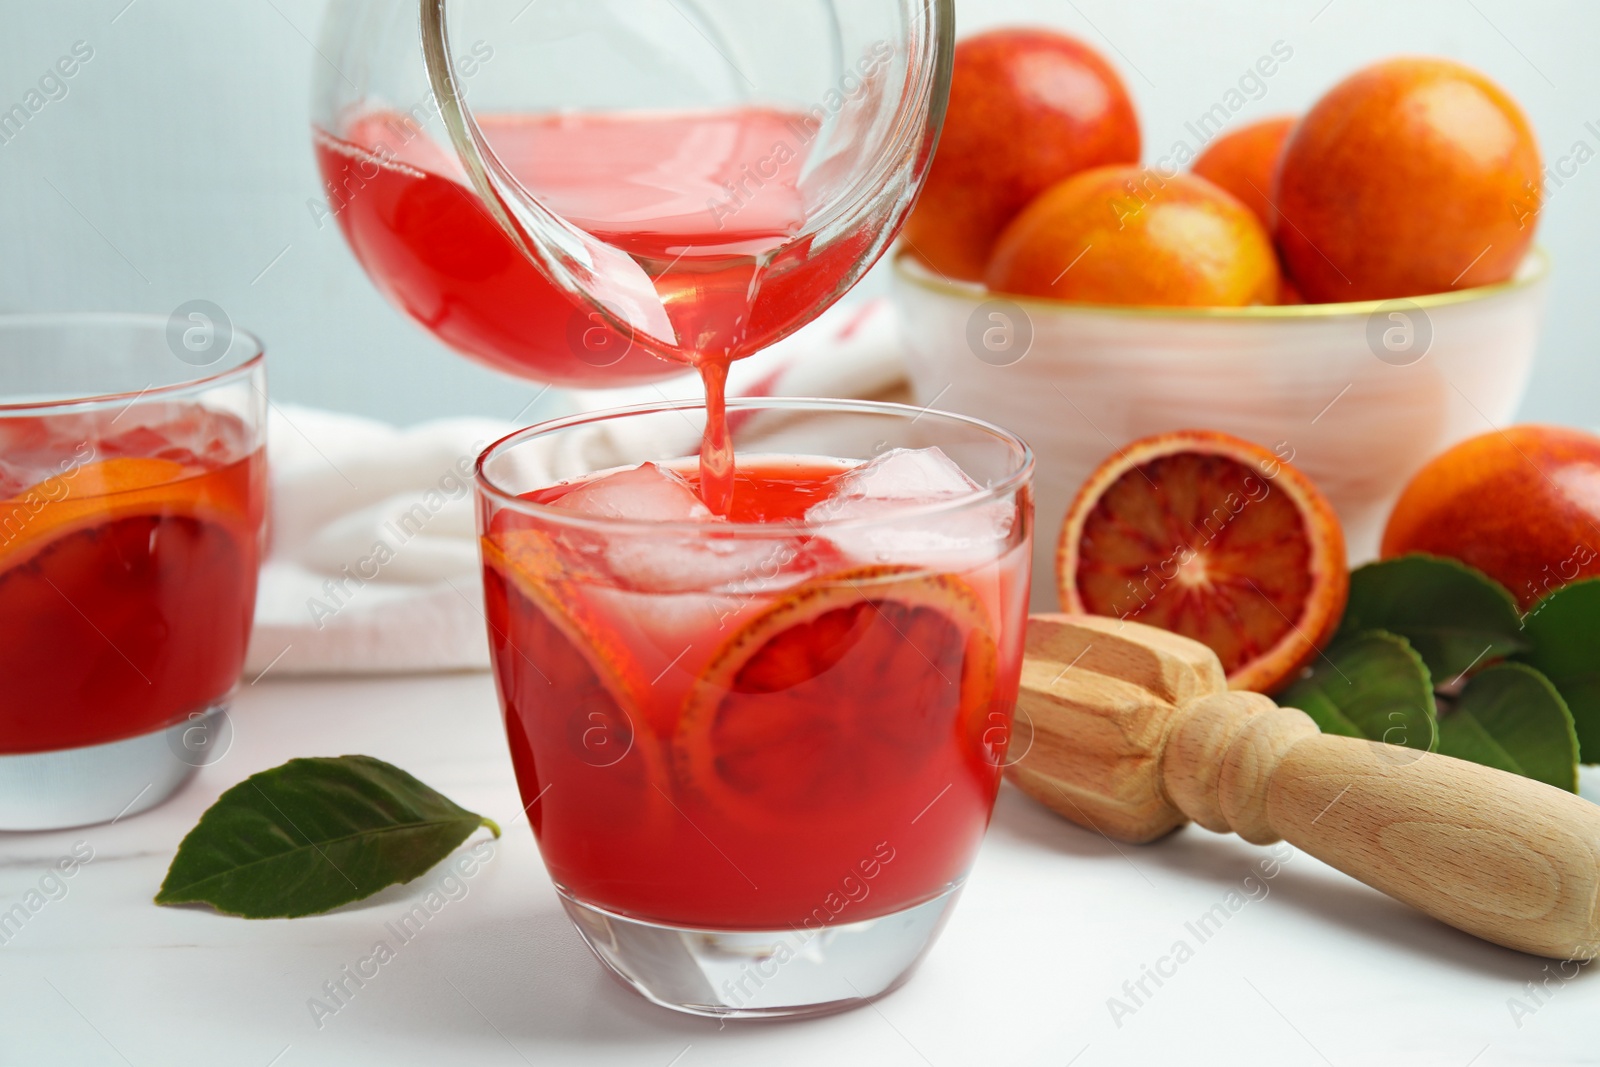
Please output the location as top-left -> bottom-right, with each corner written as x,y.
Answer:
0,457 -> 247,572
675,566 -> 999,819
481,530 -> 665,802
1057,430 -> 1348,694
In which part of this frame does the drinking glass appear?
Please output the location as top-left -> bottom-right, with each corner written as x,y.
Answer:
0,314 -> 266,829
313,0 -> 955,384
475,398 -> 1033,1016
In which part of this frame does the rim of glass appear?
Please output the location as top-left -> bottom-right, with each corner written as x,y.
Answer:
476,396 -> 1035,537
892,245 -> 1551,320
0,312 -> 265,414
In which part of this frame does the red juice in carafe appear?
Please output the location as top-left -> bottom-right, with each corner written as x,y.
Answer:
313,108 -> 870,384
314,107 -> 880,511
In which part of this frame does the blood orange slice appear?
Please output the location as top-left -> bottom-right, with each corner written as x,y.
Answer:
480,530 -> 668,834
1057,430 -> 1348,694
674,566 -> 999,819
0,457 -> 240,569
482,531 -> 656,761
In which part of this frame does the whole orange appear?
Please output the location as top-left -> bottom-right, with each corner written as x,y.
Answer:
1382,426 -> 1600,609
901,29 -> 1140,282
985,166 -> 1279,306
1191,115 -> 1297,232
1276,57 -> 1542,302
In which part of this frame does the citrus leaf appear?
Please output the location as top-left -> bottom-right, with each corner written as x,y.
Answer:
1278,630 -> 1437,751
1339,555 -> 1525,682
1517,578 -> 1600,764
1437,663 -> 1579,792
155,755 -> 500,919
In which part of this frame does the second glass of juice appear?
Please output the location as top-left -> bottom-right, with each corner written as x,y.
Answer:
0,314 -> 266,830
477,398 -> 1032,1018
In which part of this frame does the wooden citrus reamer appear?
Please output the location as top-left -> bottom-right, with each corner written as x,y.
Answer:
1010,614 -> 1600,960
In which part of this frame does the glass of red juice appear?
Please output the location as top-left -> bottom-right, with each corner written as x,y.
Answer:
0,314 -> 266,829
476,398 -> 1033,1017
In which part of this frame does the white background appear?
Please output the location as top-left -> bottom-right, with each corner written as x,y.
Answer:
0,0 -> 1593,427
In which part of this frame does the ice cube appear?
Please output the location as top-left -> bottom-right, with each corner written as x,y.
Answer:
94,405 -> 250,467
607,527 -> 816,595
0,458 -> 37,499
0,423 -> 102,498
550,462 -> 713,523
810,447 -> 981,520
550,462 -> 811,594
808,447 -> 1015,570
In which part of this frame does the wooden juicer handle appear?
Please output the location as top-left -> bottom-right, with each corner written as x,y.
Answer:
1010,614 -> 1600,961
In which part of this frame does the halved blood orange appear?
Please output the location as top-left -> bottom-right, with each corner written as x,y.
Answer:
674,566 -> 999,819
480,530 -> 667,828
1057,430 -> 1348,694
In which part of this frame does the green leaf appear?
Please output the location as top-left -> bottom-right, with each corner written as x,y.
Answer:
1279,631 -> 1437,751
156,755 -> 500,919
1437,663 -> 1579,792
1339,555 -> 1526,682
1517,578 -> 1600,764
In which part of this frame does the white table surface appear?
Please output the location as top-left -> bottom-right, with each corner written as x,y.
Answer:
3,673 -> 1597,1067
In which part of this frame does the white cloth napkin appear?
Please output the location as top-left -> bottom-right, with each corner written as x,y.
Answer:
242,299 -> 908,677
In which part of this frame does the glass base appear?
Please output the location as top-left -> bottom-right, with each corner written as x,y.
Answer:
559,881 -> 964,1018
0,707 -> 224,831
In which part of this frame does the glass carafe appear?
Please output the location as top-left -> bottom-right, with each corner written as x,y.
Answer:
312,0 -> 954,388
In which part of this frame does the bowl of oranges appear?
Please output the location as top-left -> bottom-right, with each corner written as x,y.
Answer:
892,30 -> 1550,608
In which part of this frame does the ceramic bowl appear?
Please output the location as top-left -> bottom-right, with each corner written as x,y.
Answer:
891,250 -> 1551,609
